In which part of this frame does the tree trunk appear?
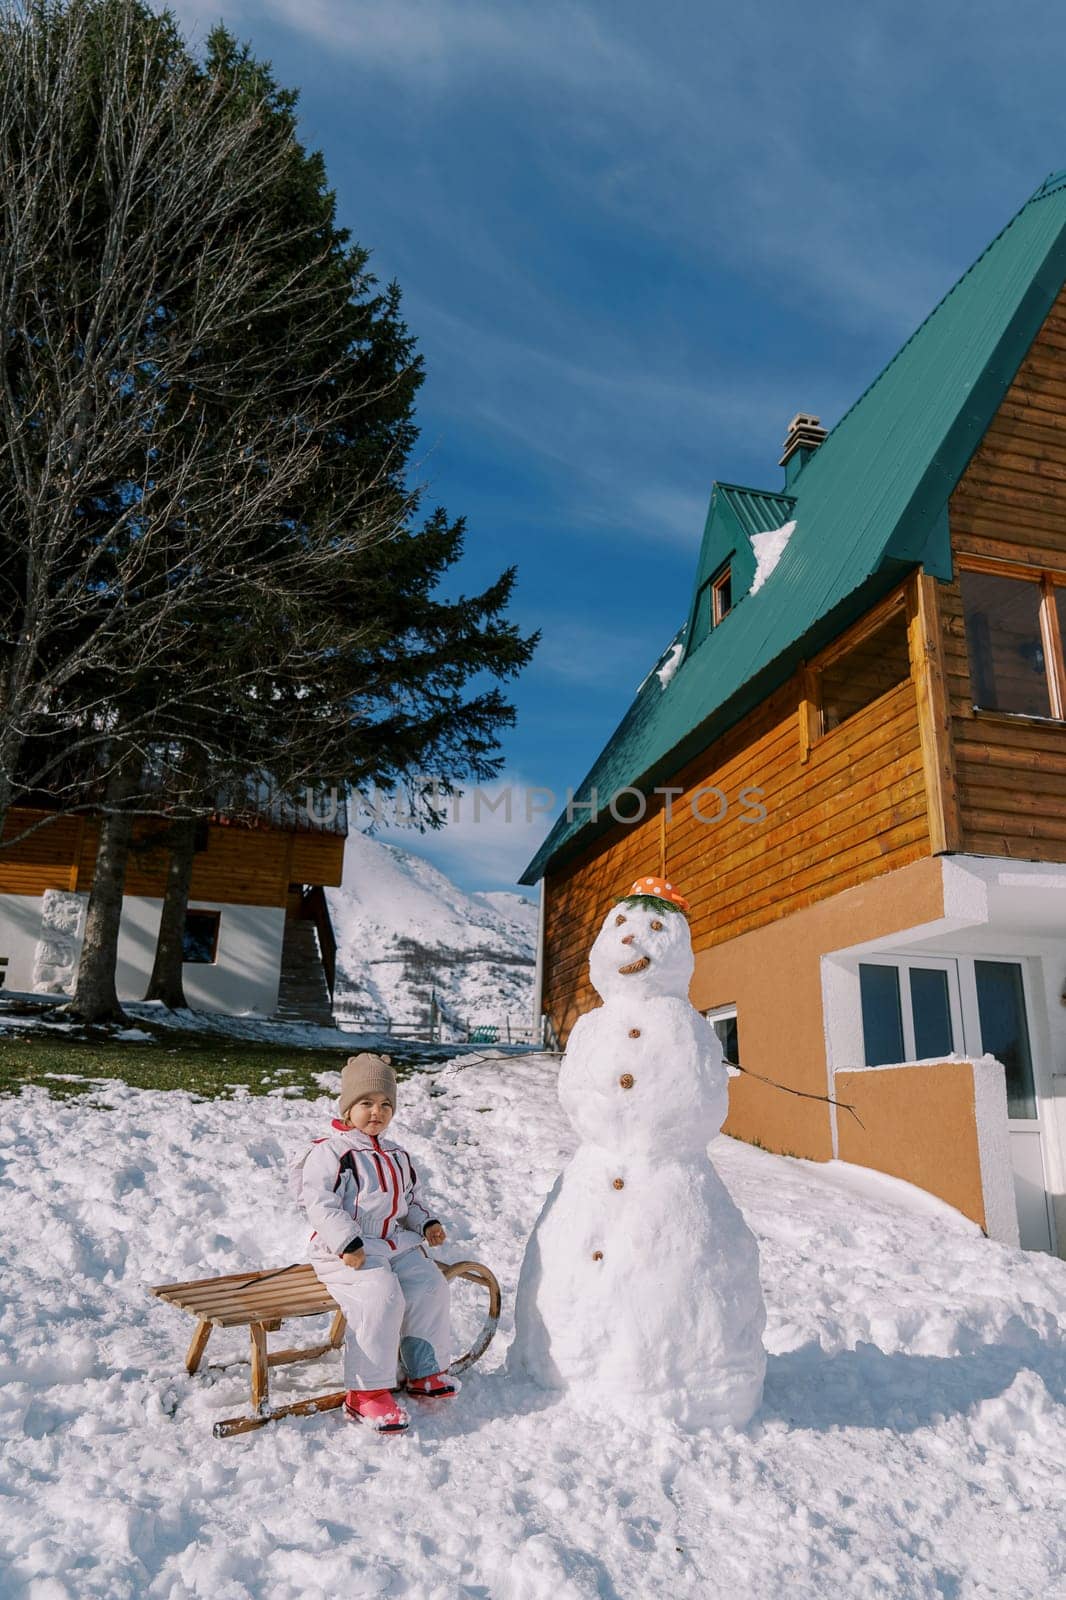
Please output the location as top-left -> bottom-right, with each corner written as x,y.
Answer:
143,817 -> 197,1008
65,763 -> 139,1023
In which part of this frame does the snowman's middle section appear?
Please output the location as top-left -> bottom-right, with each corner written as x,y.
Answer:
557,993 -> 729,1159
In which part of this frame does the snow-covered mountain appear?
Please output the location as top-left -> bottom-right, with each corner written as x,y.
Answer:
472,890 -> 540,936
325,830 -> 538,1036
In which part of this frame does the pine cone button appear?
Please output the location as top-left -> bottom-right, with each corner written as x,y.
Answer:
628,1028 -> 641,1038
592,1251 -> 604,1261
612,1178 -> 625,1190
619,1073 -> 635,1089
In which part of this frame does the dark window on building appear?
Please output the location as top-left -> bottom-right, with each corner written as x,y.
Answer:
0,956 -> 7,990
859,963 -> 905,1066
711,566 -> 733,626
183,910 -> 220,965
819,607 -> 911,733
974,959 -> 1037,1120
961,570 -> 1055,719
711,1010 -> 739,1066
909,966 -> 953,1059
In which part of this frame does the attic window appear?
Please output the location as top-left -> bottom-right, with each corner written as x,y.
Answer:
711,566 -> 733,625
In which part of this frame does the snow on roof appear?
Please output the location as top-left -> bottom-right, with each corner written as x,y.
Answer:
749,520 -> 796,595
654,640 -> 684,689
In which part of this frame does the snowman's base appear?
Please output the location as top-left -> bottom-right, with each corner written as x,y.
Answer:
511,1145 -> 768,1431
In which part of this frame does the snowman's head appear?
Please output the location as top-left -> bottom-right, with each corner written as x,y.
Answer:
588,896 -> 694,1003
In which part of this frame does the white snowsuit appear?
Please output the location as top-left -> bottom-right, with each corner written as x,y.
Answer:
293,1119 -> 452,1390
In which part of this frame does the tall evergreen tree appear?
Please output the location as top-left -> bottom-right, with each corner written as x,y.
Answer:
0,7 -> 537,1020
137,29 -> 537,1013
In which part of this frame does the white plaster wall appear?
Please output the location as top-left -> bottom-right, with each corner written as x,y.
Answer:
972,1054 -> 1020,1248
1027,948 -> 1066,1255
115,897 -> 286,1016
0,893 -> 45,991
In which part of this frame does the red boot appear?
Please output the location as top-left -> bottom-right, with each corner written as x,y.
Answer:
343,1389 -> 409,1432
406,1371 -> 459,1399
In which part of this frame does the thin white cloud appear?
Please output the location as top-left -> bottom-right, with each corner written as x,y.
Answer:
176,0 -> 651,92
169,0 -> 1052,335
411,298 -> 828,542
535,619 -> 644,690
164,0 -> 1066,531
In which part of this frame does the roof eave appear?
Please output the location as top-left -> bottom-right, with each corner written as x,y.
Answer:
519,564 -> 907,885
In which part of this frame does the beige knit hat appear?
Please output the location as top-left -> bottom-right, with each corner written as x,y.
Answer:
338,1052 -> 396,1120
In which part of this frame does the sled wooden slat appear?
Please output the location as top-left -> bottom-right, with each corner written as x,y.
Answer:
153,1264 -> 333,1326
151,1257 -> 501,1437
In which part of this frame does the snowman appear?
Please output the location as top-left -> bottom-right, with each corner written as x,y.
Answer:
511,876 -> 766,1429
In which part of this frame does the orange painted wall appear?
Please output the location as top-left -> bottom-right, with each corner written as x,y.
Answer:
835,1061 -> 986,1229
690,855 -> 946,1162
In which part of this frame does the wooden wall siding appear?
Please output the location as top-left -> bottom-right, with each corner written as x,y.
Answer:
945,286 -> 1066,861
544,651 -> 930,1040
820,609 -> 910,730
0,809 -> 341,904
290,831 -> 345,887
0,809 -> 85,896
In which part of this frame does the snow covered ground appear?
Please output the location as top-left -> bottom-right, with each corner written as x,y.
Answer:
2,1054 -> 1065,1599
326,831 -> 537,1034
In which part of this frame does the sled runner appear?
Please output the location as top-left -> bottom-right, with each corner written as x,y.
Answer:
151,1258 -> 501,1438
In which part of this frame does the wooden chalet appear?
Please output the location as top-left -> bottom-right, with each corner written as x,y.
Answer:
0,795 -> 345,1020
522,171 -> 1066,1255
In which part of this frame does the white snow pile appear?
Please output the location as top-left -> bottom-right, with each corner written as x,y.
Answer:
3,1056 -> 1066,1598
750,519 -> 796,594
635,626 -> 687,694
654,640 -> 684,689
326,830 -> 536,1033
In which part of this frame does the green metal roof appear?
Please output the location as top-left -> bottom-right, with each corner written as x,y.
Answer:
521,171 -> 1066,886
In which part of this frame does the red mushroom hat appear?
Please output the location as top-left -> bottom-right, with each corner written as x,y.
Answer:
624,875 -> 690,913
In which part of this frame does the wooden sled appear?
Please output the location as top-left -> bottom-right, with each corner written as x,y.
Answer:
151,1258 -> 501,1438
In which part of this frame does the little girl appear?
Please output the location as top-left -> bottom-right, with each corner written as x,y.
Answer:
292,1052 -> 455,1432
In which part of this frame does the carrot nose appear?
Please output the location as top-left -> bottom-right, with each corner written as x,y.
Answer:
620,934 -> 635,945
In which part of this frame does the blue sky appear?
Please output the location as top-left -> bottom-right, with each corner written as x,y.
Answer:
174,0 -> 1066,893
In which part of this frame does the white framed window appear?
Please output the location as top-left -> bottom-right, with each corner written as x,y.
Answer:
842,949 -> 1054,1252
858,955 -> 963,1066
857,953 -> 1042,1121
957,956 -> 1039,1122
704,1003 -> 740,1074
711,566 -> 733,626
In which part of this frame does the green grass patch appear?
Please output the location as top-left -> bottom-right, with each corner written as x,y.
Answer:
0,1032 -> 353,1102
0,1007 -> 517,1104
